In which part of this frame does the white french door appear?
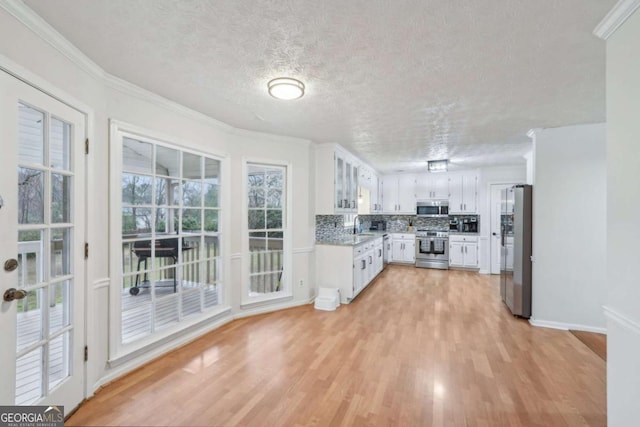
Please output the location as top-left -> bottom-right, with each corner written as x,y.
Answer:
0,71 -> 85,410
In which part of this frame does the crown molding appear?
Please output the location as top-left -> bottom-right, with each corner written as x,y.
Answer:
0,0 -> 314,146
593,0 -> 640,40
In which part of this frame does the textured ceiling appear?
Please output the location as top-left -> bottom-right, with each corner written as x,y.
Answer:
24,0 -> 613,173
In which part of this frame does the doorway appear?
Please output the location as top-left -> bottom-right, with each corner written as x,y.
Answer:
0,70 -> 86,410
490,183 -> 517,274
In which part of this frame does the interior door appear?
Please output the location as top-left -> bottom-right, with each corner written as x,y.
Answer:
0,71 -> 85,410
490,184 -> 516,274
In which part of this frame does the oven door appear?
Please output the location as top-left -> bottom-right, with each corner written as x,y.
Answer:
416,237 -> 449,259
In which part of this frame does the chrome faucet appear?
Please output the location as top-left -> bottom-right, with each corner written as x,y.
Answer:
353,215 -> 360,234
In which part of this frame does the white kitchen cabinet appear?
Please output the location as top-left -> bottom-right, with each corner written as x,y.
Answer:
315,144 -> 363,214
370,173 -> 381,213
315,237 -> 384,304
416,174 -> 449,200
382,175 -> 416,214
391,234 -> 415,263
449,235 -> 479,268
449,172 -> 477,214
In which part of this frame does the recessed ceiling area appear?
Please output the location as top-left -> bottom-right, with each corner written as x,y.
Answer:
24,0 -> 614,173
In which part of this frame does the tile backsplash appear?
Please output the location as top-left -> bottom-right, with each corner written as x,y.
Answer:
315,214 -> 451,240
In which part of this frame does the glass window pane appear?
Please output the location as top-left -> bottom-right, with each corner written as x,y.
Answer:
183,236 -> 201,263
18,168 -> 44,224
154,266 -> 178,298
204,258 -> 220,285
18,230 -> 44,287
155,178 -> 179,206
250,273 -> 281,294
183,153 -> 202,180
18,103 -> 44,165
51,173 -> 71,223
155,208 -> 179,235
204,283 -> 220,308
155,294 -> 179,330
204,157 -> 220,184
122,208 -> 152,236
50,117 -> 71,170
267,189 -> 282,208
123,137 -> 153,174
49,280 -> 70,335
248,169 -> 265,188
181,289 -> 201,318
156,146 -> 179,177
122,240 -> 152,276
249,232 -> 266,252
204,184 -> 219,208
16,287 -> 42,352
266,209 -> 282,229
16,346 -> 43,405
203,236 -> 219,258
204,210 -> 218,232
248,187 -> 264,208
248,209 -> 265,230
181,262 -> 201,291
122,174 -> 152,205
48,331 -> 70,391
182,209 -> 201,233
182,181 -> 202,207
121,300 -> 152,344
51,228 -> 71,278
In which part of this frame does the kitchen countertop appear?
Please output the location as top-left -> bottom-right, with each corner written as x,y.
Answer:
316,233 -> 385,247
448,232 -> 480,236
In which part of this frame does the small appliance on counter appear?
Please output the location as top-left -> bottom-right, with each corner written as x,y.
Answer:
449,215 -> 479,233
462,217 -> 478,233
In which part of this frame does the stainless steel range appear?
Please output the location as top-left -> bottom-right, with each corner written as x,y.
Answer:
415,229 -> 449,269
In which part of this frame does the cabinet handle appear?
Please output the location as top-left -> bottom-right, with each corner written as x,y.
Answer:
465,246 -> 467,254
378,249 -> 382,257
352,200 -> 356,209
361,260 -> 366,270
464,203 -> 466,210
461,246 -> 463,253
460,203 -> 463,211
369,256 -> 372,264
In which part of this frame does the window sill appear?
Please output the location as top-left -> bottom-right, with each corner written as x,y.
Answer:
240,293 -> 293,310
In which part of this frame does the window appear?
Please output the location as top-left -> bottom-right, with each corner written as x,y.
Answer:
247,163 -> 288,298
119,136 -> 222,345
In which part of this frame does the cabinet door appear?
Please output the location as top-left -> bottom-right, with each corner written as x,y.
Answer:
432,175 -> 449,199
335,155 -> 345,210
345,161 -> 353,210
403,239 -> 416,263
415,174 -> 431,199
462,174 -> 477,213
448,175 -> 463,213
382,176 -> 398,213
375,245 -> 383,274
449,242 -> 464,266
463,243 -> 478,267
367,250 -> 375,283
351,165 -> 359,213
392,240 -> 404,262
370,174 -> 379,212
354,255 -> 366,292
397,174 -> 416,213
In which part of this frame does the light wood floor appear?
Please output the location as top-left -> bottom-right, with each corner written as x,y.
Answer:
68,265 -> 606,426
570,330 -> 607,361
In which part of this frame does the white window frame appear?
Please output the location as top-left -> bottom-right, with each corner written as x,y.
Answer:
108,120 -> 230,362
241,158 -> 293,307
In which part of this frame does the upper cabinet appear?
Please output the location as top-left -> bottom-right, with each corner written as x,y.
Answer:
316,144 -> 371,215
359,165 -> 382,213
415,174 -> 449,200
382,174 -> 416,214
449,172 -> 477,214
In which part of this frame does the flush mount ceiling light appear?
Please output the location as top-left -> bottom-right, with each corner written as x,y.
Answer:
428,159 -> 448,173
268,77 -> 305,100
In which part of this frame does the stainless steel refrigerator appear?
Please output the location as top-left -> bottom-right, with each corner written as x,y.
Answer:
500,185 -> 532,318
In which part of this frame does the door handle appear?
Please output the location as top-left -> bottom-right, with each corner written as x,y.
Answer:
3,288 -> 28,302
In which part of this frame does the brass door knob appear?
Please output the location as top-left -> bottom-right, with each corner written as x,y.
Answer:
3,288 -> 27,302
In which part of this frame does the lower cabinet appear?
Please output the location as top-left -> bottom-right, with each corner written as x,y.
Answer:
316,237 -> 384,304
391,233 -> 415,263
449,235 -> 478,268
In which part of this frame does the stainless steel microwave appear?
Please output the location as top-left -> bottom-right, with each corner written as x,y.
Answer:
416,200 -> 449,217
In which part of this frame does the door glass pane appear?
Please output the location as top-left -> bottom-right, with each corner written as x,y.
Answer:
50,117 -> 71,170
16,346 -> 43,405
18,230 -> 44,287
18,168 -> 44,224
49,280 -> 70,334
123,137 -> 153,174
51,228 -> 71,278
204,210 -> 218,232
16,288 -> 43,352
48,332 -> 70,391
18,103 -> 44,165
51,173 -> 71,223
122,208 -> 152,236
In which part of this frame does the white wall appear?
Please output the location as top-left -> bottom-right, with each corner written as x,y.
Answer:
530,123 -> 606,332
604,7 -> 640,426
477,165 -> 526,273
0,6 -> 315,398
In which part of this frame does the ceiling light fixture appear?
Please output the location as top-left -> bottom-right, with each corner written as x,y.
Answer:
428,159 -> 448,173
268,77 -> 305,100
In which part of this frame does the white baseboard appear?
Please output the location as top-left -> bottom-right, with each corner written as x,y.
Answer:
235,297 -> 314,319
529,317 -> 607,334
604,305 -> 640,336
